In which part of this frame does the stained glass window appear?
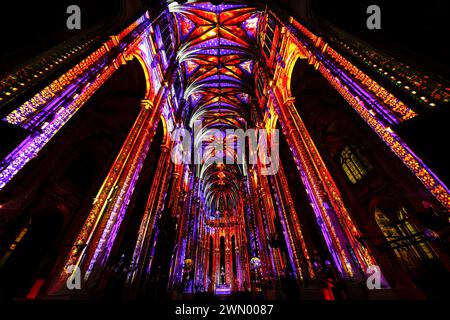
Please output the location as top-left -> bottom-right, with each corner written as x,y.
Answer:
375,206 -> 436,269
397,207 -> 435,260
340,145 -> 372,184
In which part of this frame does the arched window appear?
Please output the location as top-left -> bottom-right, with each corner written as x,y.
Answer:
340,145 -> 372,184
397,207 -> 435,260
375,206 -> 436,269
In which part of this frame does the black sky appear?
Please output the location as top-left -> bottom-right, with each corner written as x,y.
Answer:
312,0 -> 450,73
0,0 -> 449,75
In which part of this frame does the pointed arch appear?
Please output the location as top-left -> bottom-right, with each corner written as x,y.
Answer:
130,52 -> 154,99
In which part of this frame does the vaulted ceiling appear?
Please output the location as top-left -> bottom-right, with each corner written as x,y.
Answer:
169,2 -> 261,217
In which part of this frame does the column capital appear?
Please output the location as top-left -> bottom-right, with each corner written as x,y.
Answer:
283,97 -> 296,106
141,100 -> 153,110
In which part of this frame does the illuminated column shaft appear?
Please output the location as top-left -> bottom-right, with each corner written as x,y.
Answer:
167,166 -> 191,290
236,179 -> 252,291
178,177 -> 201,292
234,200 -> 251,291
214,233 -> 220,287
241,177 -> 261,291
225,232 -> 232,287
247,169 -> 280,282
242,177 -> 258,258
193,210 -> 208,291
271,162 -> 315,280
168,188 -> 191,290
168,173 -> 197,290
126,144 -> 173,289
50,92 -> 165,292
271,90 -> 376,279
258,172 -> 287,276
81,99 -> 163,281
142,146 -> 173,278
269,172 -> 303,279
81,102 -> 159,279
195,187 -> 211,291
186,180 -> 200,260
247,173 -> 271,275
167,165 -> 184,213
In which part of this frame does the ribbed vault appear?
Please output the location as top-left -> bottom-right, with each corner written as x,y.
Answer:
169,1 -> 261,217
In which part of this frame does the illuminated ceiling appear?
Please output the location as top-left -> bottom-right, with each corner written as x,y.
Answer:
169,2 -> 261,217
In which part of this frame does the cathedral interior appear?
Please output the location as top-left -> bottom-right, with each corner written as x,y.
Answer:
0,0 -> 449,301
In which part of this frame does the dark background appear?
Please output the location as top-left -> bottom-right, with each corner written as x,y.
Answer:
311,0 -> 450,77
0,0 -> 449,75
0,0 -> 122,73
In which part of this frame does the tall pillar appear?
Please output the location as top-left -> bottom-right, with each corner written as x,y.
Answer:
270,161 -> 315,281
271,92 -> 377,280
48,94 -> 167,294
126,143 -> 173,292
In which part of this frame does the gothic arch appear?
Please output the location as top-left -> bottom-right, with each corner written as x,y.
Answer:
130,53 -> 154,99
281,38 -> 308,100
159,114 -> 172,147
